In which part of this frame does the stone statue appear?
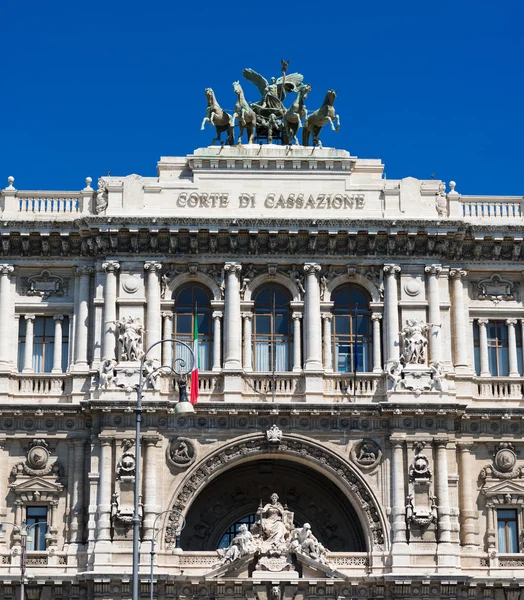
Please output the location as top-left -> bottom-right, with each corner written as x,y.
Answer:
401,319 -> 429,365
232,81 -> 256,145
256,493 -> 289,545
243,61 -> 303,111
284,83 -> 312,145
289,523 -> 328,563
143,358 -> 161,390
200,88 -> 234,146
387,360 -> 403,390
435,182 -> 448,217
302,90 -> 340,147
95,179 -> 108,214
116,316 -> 144,361
217,524 -> 254,564
99,357 -> 117,389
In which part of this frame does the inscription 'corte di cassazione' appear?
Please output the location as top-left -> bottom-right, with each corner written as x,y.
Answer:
175,192 -> 365,210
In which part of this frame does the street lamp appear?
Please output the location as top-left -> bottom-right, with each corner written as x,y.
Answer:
149,509 -> 186,600
18,520 -> 50,600
132,338 -> 195,600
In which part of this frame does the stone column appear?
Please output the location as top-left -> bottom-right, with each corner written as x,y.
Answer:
96,438 -> 113,543
52,315 -> 64,373
425,264 -> 442,364
304,264 -> 322,370
507,319 -> 519,377
224,263 -> 242,370
143,437 -> 160,546
383,265 -> 401,364
486,502 -> 496,550
371,313 -> 383,373
390,436 -> 407,544
0,264 -> 14,366
144,262 -> 162,360
435,438 -> 451,544
292,312 -> 302,372
74,266 -> 93,369
212,311 -> 222,371
70,440 -> 86,544
22,315 -> 36,373
321,313 -> 333,371
458,444 -> 477,547
101,261 -> 120,360
449,269 -> 468,369
162,312 -> 173,367
478,318 -> 490,376
242,312 -> 253,371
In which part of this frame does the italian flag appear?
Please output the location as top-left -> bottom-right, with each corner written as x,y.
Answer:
190,311 -> 199,405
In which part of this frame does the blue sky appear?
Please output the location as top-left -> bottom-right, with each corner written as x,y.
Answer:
1,0 -> 522,195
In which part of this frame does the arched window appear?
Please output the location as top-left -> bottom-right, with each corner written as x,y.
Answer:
252,285 -> 292,372
173,285 -> 212,371
331,284 -> 372,373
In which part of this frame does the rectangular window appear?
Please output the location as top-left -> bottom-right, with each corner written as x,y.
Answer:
18,316 -> 69,373
473,321 -> 522,376
26,506 -> 48,551
497,509 -> 518,553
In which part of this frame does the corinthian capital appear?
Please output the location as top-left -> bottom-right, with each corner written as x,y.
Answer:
224,262 -> 242,274
425,264 -> 442,276
102,260 -> 120,273
449,269 -> 467,280
383,264 -> 401,276
304,263 -> 321,275
0,264 -> 14,276
144,261 -> 162,273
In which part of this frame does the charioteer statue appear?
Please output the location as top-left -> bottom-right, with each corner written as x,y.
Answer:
201,60 -> 340,147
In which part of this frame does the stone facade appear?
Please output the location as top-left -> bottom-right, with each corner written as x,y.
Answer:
0,145 -> 524,599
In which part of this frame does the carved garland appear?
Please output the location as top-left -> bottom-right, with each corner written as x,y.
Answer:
166,434 -> 386,550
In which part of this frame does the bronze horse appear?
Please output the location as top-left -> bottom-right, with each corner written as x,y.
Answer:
200,88 -> 234,145
302,89 -> 340,147
232,81 -> 256,144
284,83 -> 312,145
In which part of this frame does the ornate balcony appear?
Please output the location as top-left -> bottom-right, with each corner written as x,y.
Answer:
473,377 -> 524,400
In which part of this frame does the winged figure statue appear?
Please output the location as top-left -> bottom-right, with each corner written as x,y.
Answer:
242,60 -> 304,112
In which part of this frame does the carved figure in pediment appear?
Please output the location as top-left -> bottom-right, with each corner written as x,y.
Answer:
217,523 -> 254,564
289,523 -> 328,563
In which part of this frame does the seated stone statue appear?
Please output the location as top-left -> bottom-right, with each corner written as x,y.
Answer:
217,524 -> 254,564
289,523 -> 328,563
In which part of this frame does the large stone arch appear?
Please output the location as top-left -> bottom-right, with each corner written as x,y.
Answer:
168,272 -> 222,301
165,433 -> 388,553
244,272 -> 302,302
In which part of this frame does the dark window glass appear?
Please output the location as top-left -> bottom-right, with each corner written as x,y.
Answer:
18,316 -> 70,373
252,285 -> 292,372
26,506 -> 48,551
173,285 -> 213,370
497,509 -> 518,553
331,285 -> 372,373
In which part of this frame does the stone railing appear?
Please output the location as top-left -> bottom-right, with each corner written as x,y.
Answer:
242,373 -> 305,401
162,372 -> 224,399
17,191 -> 82,214
9,373 -> 72,400
461,196 -> 524,220
324,373 -> 385,400
474,377 -> 524,400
